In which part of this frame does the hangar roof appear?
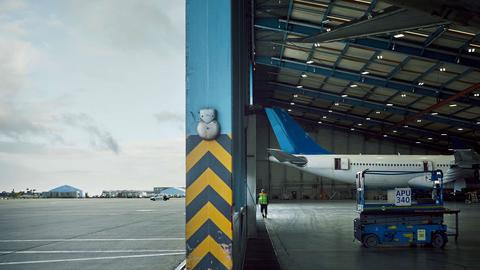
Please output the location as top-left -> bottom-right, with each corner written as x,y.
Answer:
253,0 -> 480,153
49,185 -> 83,193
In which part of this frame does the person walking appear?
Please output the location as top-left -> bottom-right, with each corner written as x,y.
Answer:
258,189 -> 269,218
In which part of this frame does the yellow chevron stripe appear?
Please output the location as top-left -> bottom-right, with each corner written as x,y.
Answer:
186,140 -> 232,173
186,168 -> 232,206
187,235 -> 232,270
186,202 -> 232,240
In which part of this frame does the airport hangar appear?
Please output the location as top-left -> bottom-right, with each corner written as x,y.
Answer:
185,1 -> 480,270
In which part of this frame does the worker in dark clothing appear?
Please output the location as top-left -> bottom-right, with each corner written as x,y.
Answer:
258,189 -> 269,218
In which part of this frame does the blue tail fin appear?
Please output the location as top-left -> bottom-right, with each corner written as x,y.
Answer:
265,108 -> 332,155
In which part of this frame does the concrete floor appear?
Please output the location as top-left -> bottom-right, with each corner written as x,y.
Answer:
0,199 -> 185,270
265,201 -> 480,270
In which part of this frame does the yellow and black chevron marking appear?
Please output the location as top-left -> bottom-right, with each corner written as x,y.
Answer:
186,134 -> 233,270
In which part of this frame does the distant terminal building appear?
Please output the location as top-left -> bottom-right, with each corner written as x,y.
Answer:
100,190 -> 152,198
153,187 -> 185,198
43,185 -> 84,198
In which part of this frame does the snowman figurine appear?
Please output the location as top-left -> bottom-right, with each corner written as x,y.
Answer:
197,108 -> 220,140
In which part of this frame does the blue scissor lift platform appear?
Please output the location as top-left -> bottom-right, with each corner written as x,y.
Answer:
354,170 -> 459,248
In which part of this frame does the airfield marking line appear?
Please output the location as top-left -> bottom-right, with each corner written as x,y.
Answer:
0,250 -> 185,254
175,259 -> 186,270
0,252 -> 186,265
0,238 -> 184,242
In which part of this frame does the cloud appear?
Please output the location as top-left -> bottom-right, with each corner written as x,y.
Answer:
0,101 -> 49,140
0,141 -> 46,154
64,0 -> 184,54
0,38 -> 40,98
62,113 -> 120,154
154,111 -> 183,123
154,111 -> 184,132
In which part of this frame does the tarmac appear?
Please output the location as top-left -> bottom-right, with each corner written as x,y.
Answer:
264,201 -> 480,270
0,198 -> 185,270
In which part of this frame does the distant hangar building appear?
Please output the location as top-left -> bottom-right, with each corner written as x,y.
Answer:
153,187 -> 185,197
43,185 -> 84,198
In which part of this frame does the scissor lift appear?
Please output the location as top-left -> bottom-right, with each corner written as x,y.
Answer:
354,170 -> 459,248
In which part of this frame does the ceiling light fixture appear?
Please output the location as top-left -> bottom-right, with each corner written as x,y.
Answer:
296,85 -> 303,89
341,94 -> 348,97
457,128 -> 463,131
293,94 -> 298,98
431,112 -> 438,115
441,133 -> 447,136
306,60 -> 314,64
377,55 -> 383,60
361,71 -> 369,75
290,102 -> 295,105
401,93 -> 407,98
350,84 -> 358,88
449,104 -> 457,107
301,73 -> 308,78
439,67 -> 446,72
394,33 -> 405,38
366,117 -> 371,120
418,82 -> 424,86
334,102 -> 339,106
386,103 -> 393,106
287,109 -> 292,112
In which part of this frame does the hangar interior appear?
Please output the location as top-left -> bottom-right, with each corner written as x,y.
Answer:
246,0 -> 480,269
252,0 -> 480,202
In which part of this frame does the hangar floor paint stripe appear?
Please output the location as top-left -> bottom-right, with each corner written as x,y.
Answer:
0,252 -> 186,265
0,238 -> 184,242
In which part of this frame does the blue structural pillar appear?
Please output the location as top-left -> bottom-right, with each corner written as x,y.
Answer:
186,1 -> 249,269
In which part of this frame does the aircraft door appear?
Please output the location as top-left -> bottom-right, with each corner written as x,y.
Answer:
334,158 -> 350,170
423,161 -> 433,172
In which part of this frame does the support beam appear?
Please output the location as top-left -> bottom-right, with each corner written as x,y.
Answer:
254,18 -> 480,69
389,83 -> 480,130
255,55 -> 480,107
423,25 -> 448,48
267,82 -> 476,128
299,7 -> 447,44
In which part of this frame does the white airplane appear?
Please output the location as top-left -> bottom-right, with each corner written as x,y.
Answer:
265,108 -> 480,190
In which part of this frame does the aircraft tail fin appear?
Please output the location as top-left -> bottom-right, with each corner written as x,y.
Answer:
265,108 -> 332,155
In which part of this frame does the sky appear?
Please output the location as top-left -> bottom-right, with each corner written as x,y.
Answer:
0,0 -> 185,195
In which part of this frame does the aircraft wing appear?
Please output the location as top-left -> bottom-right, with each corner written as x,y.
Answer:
267,149 -> 307,167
